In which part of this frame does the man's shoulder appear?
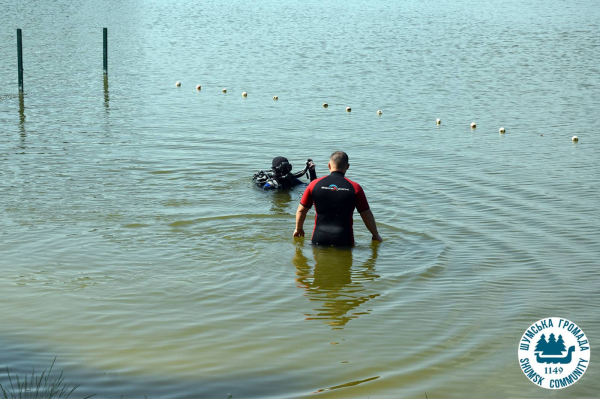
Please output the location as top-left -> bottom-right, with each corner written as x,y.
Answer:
342,176 -> 360,184
343,176 -> 363,191
309,175 -> 329,188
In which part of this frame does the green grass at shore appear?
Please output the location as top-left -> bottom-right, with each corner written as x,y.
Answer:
1,358 -> 94,399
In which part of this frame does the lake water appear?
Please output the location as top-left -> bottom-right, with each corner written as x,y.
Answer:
1,0 -> 599,398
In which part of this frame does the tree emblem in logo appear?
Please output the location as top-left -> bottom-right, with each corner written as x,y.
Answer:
518,318 -> 591,389
534,333 -> 574,364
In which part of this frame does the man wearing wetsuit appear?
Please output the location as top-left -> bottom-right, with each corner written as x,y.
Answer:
293,151 -> 382,246
253,157 -> 317,189
272,156 -> 317,189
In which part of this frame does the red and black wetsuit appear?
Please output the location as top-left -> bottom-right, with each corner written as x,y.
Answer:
300,171 -> 370,247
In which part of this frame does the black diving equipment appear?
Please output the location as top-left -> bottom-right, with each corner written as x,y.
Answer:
253,158 -> 313,189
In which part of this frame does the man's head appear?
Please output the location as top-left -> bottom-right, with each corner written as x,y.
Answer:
272,156 -> 292,176
328,151 -> 349,174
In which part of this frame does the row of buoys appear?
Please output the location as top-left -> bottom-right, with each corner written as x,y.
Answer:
452,120 -> 505,134
174,82 -> 581,141
471,122 -> 578,140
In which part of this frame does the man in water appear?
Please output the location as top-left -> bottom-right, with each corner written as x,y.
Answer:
253,157 -> 317,189
293,151 -> 382,246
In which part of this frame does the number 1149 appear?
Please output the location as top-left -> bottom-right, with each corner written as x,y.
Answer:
545,367 -> 563,374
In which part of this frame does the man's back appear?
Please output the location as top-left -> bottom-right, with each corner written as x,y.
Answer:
294,151 -> 382,245
300,171 -> 369,246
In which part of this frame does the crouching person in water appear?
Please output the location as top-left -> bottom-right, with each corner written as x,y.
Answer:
293,151 -> 382,246
253,157 -> 317,189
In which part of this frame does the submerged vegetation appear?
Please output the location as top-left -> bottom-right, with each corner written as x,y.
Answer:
0,359 -> 94,399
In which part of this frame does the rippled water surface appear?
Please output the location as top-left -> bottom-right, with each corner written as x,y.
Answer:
1,0 -> 599,398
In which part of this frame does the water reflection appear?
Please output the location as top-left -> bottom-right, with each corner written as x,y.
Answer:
293,243 -> 380,329
103,74 -> 110,112
269,190 -> 292,214
18,93 -> 26,147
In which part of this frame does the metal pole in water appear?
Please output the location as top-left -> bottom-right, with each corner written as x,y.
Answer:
17,29 -> 24,92
103,28 -> 108,74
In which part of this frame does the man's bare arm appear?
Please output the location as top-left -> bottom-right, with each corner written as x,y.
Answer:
294,204 -> 310,237
359,209 -> 382,242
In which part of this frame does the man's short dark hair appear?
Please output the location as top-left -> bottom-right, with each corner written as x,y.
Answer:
330,151 -> 349,169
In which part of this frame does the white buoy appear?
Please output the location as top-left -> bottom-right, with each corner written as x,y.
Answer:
242,91 -> 248,97
175,81 -> 181,87
222,88 -> 227,93
196,85 -> 201,91
323,103 -> 329,108
436,118 -> 441,125
377,110 -> 382,115
572,136 -> 579,142
346,107 -> 352,112
471,122 -> 477,129
273,95 -> 278,100
499,127 -> 506,134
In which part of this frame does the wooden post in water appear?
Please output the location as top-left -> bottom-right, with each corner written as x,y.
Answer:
17,29 -> 24,92
103,28 -> 108,74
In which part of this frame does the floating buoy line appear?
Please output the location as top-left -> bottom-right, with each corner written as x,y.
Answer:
174,82 -> 581,142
